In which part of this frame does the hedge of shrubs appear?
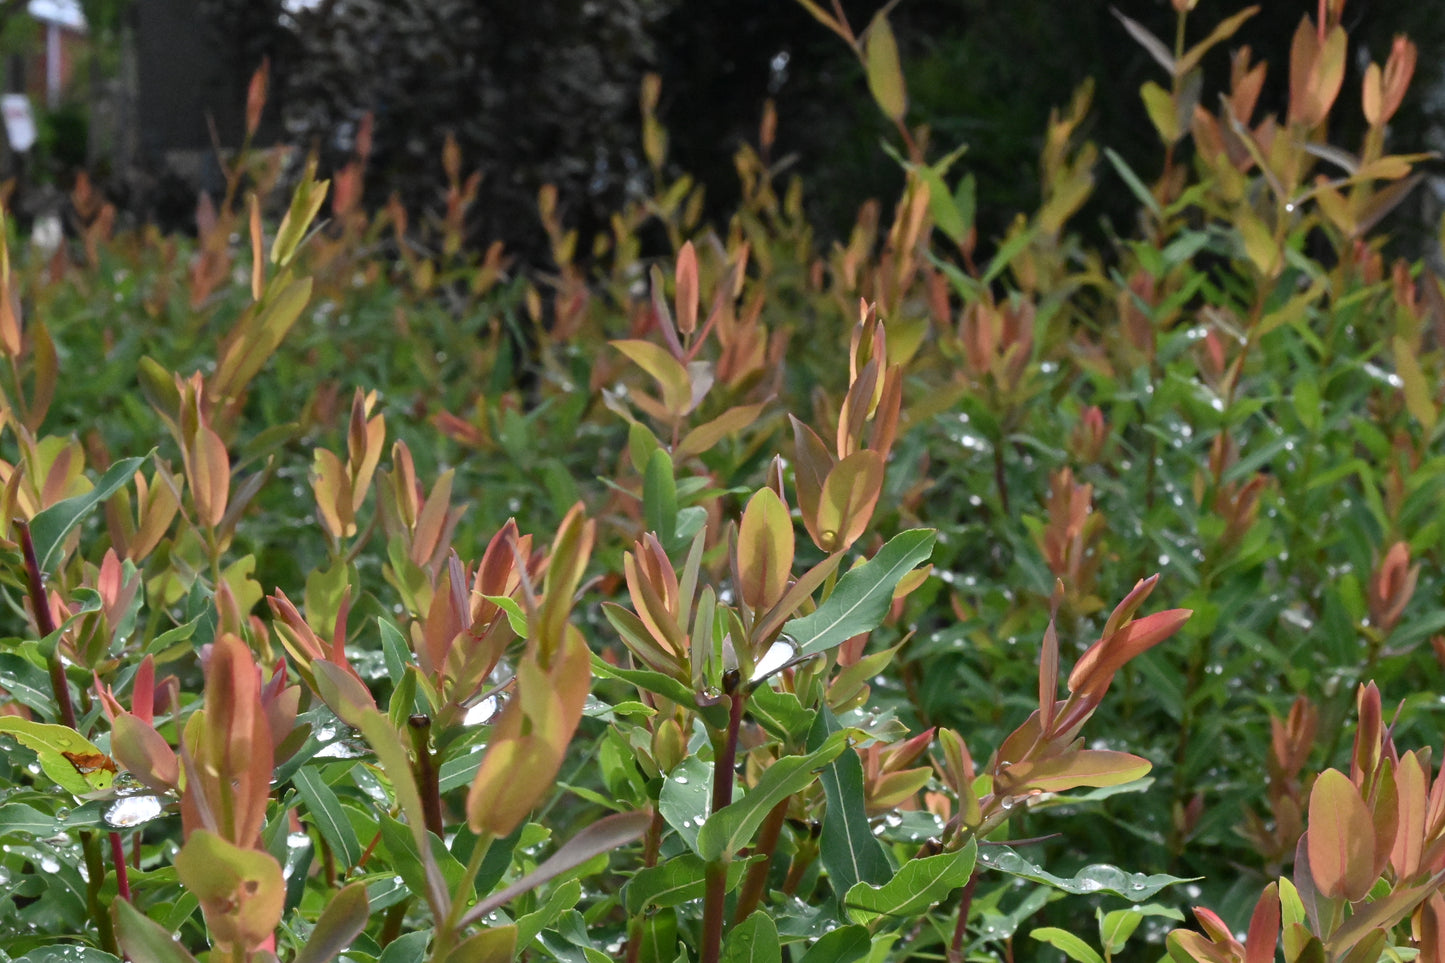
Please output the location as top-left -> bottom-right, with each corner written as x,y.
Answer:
1,3 -> 1443,962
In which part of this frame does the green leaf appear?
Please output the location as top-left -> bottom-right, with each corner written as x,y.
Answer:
697,731 -> 849,862
15,950 -> 122,963
1098,908 -> 1144,954
271,171 -> 330,266
863,12 -> 907,125
293,766 -> 364,869
748,685 -> 816,743
0,654 -> 57,721
843,841 -> 976,925
516,879 -> 583,949
1104,147 -> 1162,219
722,910 -> 782,963
114,897 -> 201,963
615,340 -> 694,417
378,931 -> 432,963
0,717 -> 115,795
1394,335 -> 1438,433
1030,927 -> 1105,963
809,707 -> 892,899
293,882 -> 370,963
644,447 -> 680,549
796,924 -> 872,963
623,854 -> 752,915
782,530 -> 936,660
28,454 -> 147,572
659,754 -> 713,857
980,847 -> 1196,901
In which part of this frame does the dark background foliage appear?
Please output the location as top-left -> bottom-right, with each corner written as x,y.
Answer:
172,0 -> 1442,260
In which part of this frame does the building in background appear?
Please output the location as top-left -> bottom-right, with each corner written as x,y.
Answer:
23,0 -> 87,108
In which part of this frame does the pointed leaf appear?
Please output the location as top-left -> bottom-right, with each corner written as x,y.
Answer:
696,732 -> 849,862
29,455 -> 147,573
114,898 -> 201,963
738,487 -> 794,611
844,841 -> 976,925
864,13 -> 907,123
782,530 -> 936,660
1306,768 -> 1374,901
809,707 -> 892,898
720,911 -> 780,963
1031,928 -> 1105,963
293,767 -> 364,869
293,882 -> 370,963
459,809 -> 652,928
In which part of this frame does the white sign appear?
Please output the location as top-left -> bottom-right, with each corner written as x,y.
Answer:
2,95 -> 37,153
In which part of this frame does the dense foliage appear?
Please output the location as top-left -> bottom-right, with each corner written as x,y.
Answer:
1,3 -> 1444,962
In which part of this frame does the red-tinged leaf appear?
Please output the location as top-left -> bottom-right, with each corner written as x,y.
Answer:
816,450 -> 884,553
311,448 -> 350,540
1370,760 -> 1399,881
293,882 -> 370,963
245,58 -> 268,137
1167,931 -> 1235,963
1010,749 -> 1152,794
1287,18 -> 1318,126
444,926 -> 517,963
737,486 -> 794,611
467,632 -> 590,838
1193,906 -> 1241,946
1392,750 -> 1427,878
613,339 -> 694,417
192,422 -> 230,529
1068,608 -> 1191,699
0,214 -> 21,357
249,193 -> 264,300
675,241 -> 699,336
539,503 -> 594,661
1324,881 -> 1432,953
1039,615 -> 1060,734
675,402 -> 767,460
1244,883 -> 1280,963
1307,768 -> 1375,901
458,810 -> 652,929
112,712 -> 180,794
313,659 -> 378,728
864,12 -> 906,124
175,829 -> 285,950
1101,574 -> 1160,638
789,415 -> 835,549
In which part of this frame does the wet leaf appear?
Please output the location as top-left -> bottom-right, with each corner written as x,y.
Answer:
843,841 -> 976,925
722,911 -> 781,963
783,529 -> 935,660
981,847 -> 1196,901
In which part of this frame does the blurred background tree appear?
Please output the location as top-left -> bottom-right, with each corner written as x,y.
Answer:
20,0 -> 1445,260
